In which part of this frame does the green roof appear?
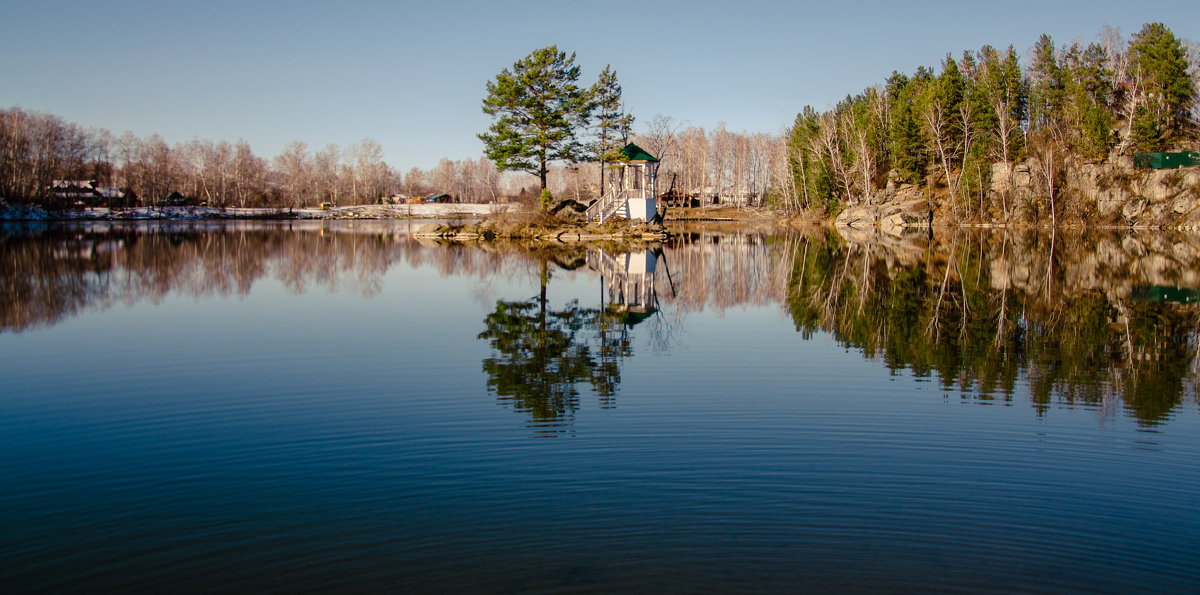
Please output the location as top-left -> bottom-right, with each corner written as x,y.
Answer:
620,142 -> 659,162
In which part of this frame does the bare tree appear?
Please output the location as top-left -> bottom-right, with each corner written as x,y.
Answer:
313,143 -> 341,205
274,141 -> 312,209
349,139 -> 387,204
232,139 -> 264,207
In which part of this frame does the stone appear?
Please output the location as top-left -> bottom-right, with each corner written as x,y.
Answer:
1143,170 -> 1178,203
1172,192 -> 1199,215
834,205 -> 877,229
1122,199 -> 1146,221
1011,162 -> 1034,190
1148,203 -> 1168,224
1096,186 -> 1132,217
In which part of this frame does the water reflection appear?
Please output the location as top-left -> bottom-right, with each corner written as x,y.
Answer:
478,250 -> 664,432
787,227 -> 1200,426
3,221 -> 1199,426
0,221 -> 507,333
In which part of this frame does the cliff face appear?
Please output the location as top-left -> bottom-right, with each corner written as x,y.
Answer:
835,158 -> 1200,232
992,158 -> 1200,229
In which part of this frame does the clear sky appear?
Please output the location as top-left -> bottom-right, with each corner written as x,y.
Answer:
2,1 -> 1197,170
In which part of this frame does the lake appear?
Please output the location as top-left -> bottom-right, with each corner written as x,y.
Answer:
2,220 -> 1199,592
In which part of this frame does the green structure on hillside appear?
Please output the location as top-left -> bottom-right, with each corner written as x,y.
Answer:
1133,151 -> 1200,169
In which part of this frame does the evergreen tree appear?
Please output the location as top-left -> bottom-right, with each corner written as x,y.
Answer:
591,65 -> 634,196
1128,23 -> 1194,139
994,46 -> 1027,160
936,54 -> 966,140
1062,42 -> 1115,158
889,77 -> 927,184
479,46 -> 593,191
1028,34 -> 1064,133
1131,104 -> 1164,151
918,56 -> 965,191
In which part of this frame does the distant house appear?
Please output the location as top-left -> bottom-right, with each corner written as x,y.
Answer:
52,180 -> 98,203
159,191 -> 199,207
51,181 -> 135,207
96,187 -> 124,200
424,193 -> 452,203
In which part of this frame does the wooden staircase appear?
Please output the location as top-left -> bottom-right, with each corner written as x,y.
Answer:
585,190 -> 631,224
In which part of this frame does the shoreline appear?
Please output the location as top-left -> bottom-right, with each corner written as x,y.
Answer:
0,203 -> 516,222
5,202 -> 1200,233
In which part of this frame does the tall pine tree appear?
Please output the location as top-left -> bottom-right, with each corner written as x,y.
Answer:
591,65 -> 634,196
1128,23 -> 1194,144
479,46 -> 593,191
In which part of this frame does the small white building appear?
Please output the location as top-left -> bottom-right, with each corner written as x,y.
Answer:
586,143 -> 659,223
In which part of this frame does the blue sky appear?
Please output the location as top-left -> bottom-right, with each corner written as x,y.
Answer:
2,1 -> 1197,169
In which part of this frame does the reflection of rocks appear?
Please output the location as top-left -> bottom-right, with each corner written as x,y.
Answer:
831,226 -> 1200,305
1122,236 -> 1147,257
991,259 -> 1032,292
834,226 -> 929,272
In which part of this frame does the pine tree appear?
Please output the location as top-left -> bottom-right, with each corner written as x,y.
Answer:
1062,42 -> 1114,158
479,46 -> 593,191
591,65 -> 634,196
1028,34 -> 1064,133
889,79 -> 927,185
1128,23 -> 1194,139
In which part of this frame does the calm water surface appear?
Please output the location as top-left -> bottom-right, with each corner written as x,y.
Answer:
2,221 -> 1199,592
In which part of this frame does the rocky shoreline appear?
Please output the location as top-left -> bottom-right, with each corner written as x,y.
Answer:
410,220 -> 671,242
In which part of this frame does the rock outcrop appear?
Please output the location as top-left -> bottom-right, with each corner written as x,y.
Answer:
834,184 -> 932,235
991,154 -> 1200,228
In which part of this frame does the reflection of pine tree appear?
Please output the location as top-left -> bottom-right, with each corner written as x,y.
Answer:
593,307 -> 634,408
477,263 -> 631,426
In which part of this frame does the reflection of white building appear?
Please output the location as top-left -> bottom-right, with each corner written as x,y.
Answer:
585,143 -> 659,223
588,248 -> 658,324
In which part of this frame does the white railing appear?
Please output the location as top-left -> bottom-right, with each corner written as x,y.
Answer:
585,189 -> 633,224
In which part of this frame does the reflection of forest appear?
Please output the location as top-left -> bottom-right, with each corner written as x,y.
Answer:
0,222 -> 525,333
658,229 -> 788,313
788,227 -> 1200,426
5,222 -> 1199,425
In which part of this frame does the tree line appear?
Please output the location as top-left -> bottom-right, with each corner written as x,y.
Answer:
0,107 -> 512,208
786,22 -> 1199,218
6,24 -> 1194,213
